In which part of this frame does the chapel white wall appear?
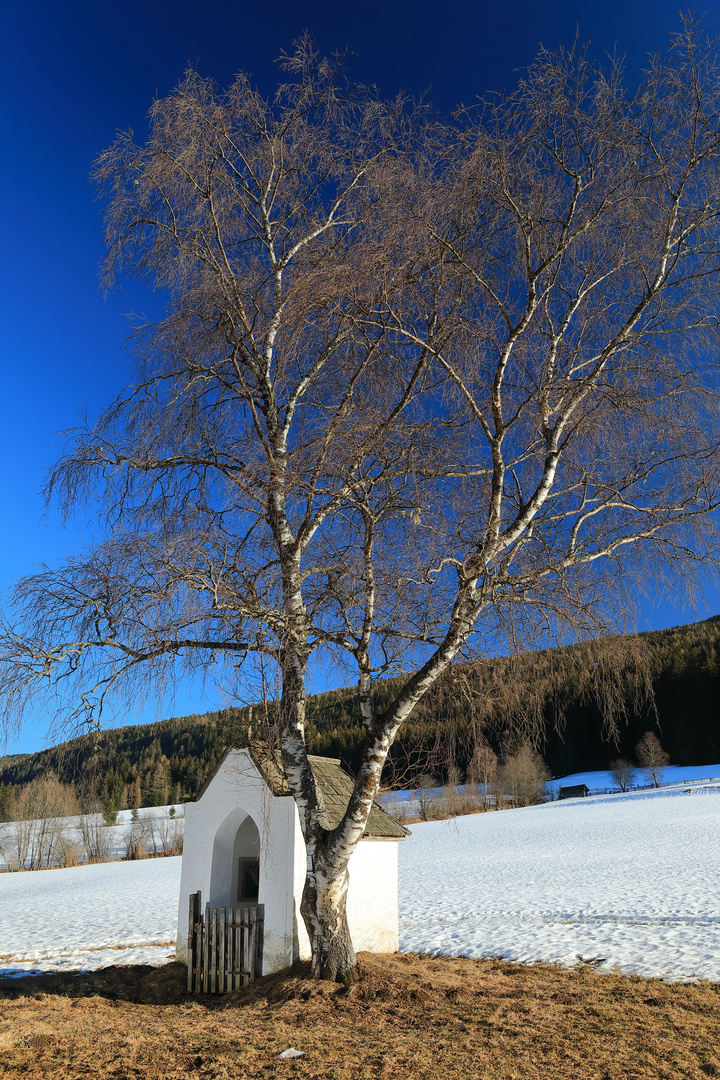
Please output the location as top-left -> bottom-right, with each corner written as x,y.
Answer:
176,749 -> 297,973
291,810 -> 400,960
346,838 -> 400,952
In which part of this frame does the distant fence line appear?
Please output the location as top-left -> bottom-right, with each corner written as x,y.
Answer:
553,777 -> 720,798
379,774 -> 720,818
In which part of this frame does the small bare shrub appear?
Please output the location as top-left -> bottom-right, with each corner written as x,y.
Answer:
57,833 -> 85,867
468,741 -> 498,810
435,769 -> 486,818
610,758 -> 636,792
153,807 -> 184,856
79,809 -> 113,863
125,817 -> 154,860
385,799 -> 415,824
417,776 -> 445,821
497,746 -> 550,808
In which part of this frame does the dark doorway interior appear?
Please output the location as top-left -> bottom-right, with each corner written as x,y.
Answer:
238,858 -> 260,901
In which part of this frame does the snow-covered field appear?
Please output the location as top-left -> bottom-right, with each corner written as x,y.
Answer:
2,781 -> 719,982
0,858 -> 181,974
400,789 -> 720,982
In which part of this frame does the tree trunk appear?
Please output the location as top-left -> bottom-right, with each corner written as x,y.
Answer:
300,857 -> 357,983
277,633 -> 358,982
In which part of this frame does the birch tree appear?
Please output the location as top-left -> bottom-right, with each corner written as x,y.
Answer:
2,28 -> 720,980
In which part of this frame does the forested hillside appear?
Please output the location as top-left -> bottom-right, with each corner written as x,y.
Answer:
1,615 -> 719,815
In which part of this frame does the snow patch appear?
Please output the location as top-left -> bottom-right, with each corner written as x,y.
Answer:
399,792 -> 720,982
0,857 -> 181,972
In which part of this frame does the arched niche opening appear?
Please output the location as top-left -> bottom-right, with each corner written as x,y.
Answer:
209,807 -> 261,909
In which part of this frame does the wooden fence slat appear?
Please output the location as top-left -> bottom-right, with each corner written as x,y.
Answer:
210,908 -> 218,994
235,907 -> 243,989
187,893 -> 196,993
187,896 -> 263,994
248,905 -> 257,982
242,905 -> 250,986
256,904 -> 264,976
239,907 -> 247,989
202,904 -> 211,993
190,891 -> 202,993
218,907 -> 226,994
227,906 -> 234,991
194,905 -> 203,994
230,907 -> 236,989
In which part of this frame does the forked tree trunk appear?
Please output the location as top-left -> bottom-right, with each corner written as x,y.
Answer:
300,857 -> 357,983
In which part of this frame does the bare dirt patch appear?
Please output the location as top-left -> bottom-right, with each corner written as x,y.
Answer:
1,953 -> 719,1078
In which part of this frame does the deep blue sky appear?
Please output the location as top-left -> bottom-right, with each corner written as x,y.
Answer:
3,0 -> 720,753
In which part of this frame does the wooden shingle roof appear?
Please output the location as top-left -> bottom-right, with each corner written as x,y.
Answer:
224,744 -> 409,839
304,755 -> 409,839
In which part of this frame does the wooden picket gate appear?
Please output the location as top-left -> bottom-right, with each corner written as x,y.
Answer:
187,891 -> 264,993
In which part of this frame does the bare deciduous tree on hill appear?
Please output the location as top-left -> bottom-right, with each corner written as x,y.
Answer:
2,26 -> 720,979
610,757 -> 636,792
2,777 -> 79,870
467,738 -> 499,810
79,807 -> 114,863
635,732 -> 670,787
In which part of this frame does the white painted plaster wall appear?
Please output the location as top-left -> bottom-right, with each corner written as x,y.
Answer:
176,749 -> 297,973
292,805 -> 311,962
291,812 -> 401,959
347,839 -> 400,952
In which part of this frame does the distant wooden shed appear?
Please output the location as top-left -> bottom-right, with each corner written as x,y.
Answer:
176,746 -> 408,975
558,784 -> 590,799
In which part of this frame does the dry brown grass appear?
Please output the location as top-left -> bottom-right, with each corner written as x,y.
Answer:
1,953 -> 719,1079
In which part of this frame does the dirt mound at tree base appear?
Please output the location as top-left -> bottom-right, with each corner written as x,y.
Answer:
237,952 -> 462,1007
0,952 -> 459,1007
